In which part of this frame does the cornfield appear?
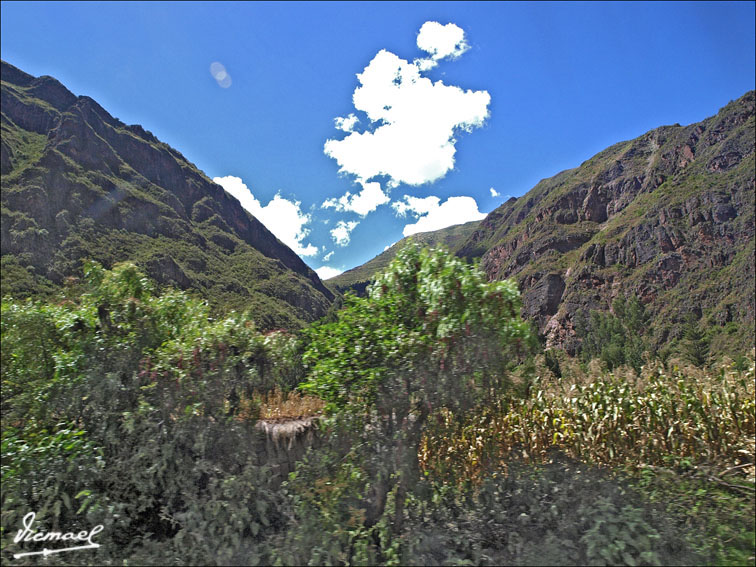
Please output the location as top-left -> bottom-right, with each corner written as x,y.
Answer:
420,358 -> 756,483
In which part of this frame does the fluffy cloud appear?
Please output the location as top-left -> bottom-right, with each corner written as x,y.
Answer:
315,266 -> 343,280
330,220 -> 359,246
322,250 -> 334,262
415,21 -> 470,69
490,187 -> 501,197
324,22 -> 490,189
322,181 -> 390,217
334,113 -> 359,132
392,195 -> 440,217
392,195 -> 485,237
213,175 -> 318,257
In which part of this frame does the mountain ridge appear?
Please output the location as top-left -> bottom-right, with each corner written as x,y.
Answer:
328,220 -> 481,295
1,60 -> 334,328
333,91 -> 755,353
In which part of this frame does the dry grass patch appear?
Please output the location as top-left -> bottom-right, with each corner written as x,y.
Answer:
255,388 -> 325,420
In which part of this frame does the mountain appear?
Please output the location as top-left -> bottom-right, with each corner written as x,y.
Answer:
337,92 -> 755,354
1,61 -> 333,329
328,220 -> 480,295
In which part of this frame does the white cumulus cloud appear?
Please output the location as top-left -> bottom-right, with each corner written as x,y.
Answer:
330,220 -> 359,246
213,175 -> 318,257
315,266 -> 343,280
322,181 -> 390,217
322,250 -> 334,262
490,187 -> 501,197
415,21 -> 470,70
392,195 -> 485,237
324,22 -> 490,190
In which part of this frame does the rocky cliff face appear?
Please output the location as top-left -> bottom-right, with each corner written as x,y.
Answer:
1,61 -> 333,328
459,91 -> 754,352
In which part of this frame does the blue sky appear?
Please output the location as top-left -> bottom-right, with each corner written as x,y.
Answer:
2,1 -> 754,278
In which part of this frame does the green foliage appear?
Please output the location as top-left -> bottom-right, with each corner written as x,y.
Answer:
633,465 -> 756,566
2,258 -> 752,565
278,454 -> 701,566
403,455 -> 699,566
304,245 -> 532,417
544,348 -> 562,378
1,261 -> 299,564
328,221 -> 480,295
680,313 -> 711,367
576,295 -> 651,373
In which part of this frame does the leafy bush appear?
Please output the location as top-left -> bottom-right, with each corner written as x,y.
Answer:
404,454 -> 700,566
1,262 -> 297,564
2,257 -> 751,565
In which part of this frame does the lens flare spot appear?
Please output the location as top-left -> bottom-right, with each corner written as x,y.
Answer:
209,62 -> 232,88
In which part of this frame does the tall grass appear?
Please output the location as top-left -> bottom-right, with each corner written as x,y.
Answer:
420,357 -> 755,483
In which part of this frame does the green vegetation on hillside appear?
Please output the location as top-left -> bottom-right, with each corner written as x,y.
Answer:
575,296 -> 653,372
328,220 -> 480,294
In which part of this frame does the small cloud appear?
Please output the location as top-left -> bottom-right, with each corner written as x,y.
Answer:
415,58 -> 438,72
490,187 -> 501,197
323,250 -> 334,262
213,175 -> 317,257
392,195 -> 440,218
322,181 -> 390,217
330,220 -> 359,246
392,194 -> 485,237
334,113 -> 359,132
210,62 -> 232,88
416,21 -> 470,66
315,266 -> 343,280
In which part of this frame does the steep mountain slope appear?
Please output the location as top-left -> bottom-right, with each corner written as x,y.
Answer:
1,61 -> 333,328
339,92 -> 755,353
328,220 -> 479,294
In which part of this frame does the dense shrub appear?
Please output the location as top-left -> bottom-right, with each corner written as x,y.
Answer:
1,262 -> 296,564
405,454 -> 700,566
1,255 -> 751,565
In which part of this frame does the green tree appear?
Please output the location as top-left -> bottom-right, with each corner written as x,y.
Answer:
680,313 -> 710,367
576,295 -> 651,373
302,245 -> 533,536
